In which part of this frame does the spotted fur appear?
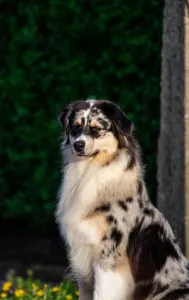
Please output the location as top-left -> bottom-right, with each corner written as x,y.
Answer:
56,99 -> 189,300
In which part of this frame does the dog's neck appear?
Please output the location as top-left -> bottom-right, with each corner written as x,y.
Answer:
57,144 -> 148,222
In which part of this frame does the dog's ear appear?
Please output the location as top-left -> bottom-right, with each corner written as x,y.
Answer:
58,104 -> 72,129
97,101 -> 133,135
112,105 -> 133,136
96,101 -> 133,148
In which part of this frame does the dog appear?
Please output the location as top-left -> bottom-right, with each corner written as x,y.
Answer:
56,99 -> 189,300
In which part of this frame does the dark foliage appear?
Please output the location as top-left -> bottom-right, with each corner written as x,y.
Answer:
0,0 -> 163,232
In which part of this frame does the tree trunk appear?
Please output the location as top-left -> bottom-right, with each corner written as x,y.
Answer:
157,0 -> 185,251
185,2 -> 189,258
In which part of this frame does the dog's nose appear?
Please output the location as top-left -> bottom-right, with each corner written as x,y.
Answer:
73,140 -> 85,152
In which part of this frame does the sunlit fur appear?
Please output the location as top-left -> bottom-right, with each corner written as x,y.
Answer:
56,100 -> 189,300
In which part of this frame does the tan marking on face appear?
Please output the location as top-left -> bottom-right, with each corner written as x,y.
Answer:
91,134 -> 119,166
90,119 -> 103,129
75,118 -> 82,125
94,133 -> 118,152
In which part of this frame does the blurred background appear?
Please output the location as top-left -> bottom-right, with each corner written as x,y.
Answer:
0,0 -> 165,290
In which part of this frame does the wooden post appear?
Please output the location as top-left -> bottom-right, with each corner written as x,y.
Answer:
185,2 -> 189,258
157,0 -> 185,251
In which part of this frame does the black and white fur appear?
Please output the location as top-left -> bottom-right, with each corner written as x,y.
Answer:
56,99 -> 189,300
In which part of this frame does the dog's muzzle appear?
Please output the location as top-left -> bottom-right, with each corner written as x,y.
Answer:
73,140 -> 85,153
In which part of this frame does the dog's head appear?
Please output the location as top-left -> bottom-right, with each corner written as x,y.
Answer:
58,99 -> 133,158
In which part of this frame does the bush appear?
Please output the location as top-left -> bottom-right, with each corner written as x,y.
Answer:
0,0 -> 163,231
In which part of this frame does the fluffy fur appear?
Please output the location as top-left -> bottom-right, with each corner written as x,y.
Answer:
56,99 -> 189,300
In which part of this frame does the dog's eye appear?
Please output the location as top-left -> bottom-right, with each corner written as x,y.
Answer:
72,124 -> 81,134
90,126 -> 101,133
73,124 -> 81,130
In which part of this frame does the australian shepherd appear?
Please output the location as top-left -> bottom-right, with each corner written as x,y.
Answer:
56,99 -> 189,300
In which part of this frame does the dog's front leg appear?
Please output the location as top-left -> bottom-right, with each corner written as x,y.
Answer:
93,264 -> 126,300
93,262 -> 133,300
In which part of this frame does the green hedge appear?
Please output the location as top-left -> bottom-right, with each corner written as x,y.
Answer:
0,0 -> 163,231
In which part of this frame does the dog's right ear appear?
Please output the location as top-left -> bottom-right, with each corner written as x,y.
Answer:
58,104 -> 72,129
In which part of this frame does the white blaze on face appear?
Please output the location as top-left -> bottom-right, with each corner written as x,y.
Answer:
69,108 -> 94,156
75,109 -> 90,126
86,99 -> 98,106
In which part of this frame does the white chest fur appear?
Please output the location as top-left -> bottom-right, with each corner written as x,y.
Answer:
57,159 -> 99,279
56,152 -> 139,280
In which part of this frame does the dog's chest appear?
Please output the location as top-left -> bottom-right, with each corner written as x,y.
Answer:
61,191 -> 100,249
59,161 -> 98,243
59,184 -> 98,279
57,157 -> 137,279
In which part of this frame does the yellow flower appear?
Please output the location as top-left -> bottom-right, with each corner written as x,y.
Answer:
0,293 -> 7,298
36,290 -> 44,297
75,290 -> 80,296
32,283 -> 38,291
2,282 -> 12,292
51,286 -> 60,293
66,295 -> 72,300
15,289 -> 25,298
43,284 -> 47,289
27,269 -> 33,276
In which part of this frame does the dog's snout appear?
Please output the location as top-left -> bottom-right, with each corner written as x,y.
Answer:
73,140 -> 85,152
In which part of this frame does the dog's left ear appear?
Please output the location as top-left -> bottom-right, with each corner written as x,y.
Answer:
112,105 -> 133,136
97,101 -> 133,135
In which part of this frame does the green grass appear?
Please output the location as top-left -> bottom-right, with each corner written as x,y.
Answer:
0,270 -> 79,300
